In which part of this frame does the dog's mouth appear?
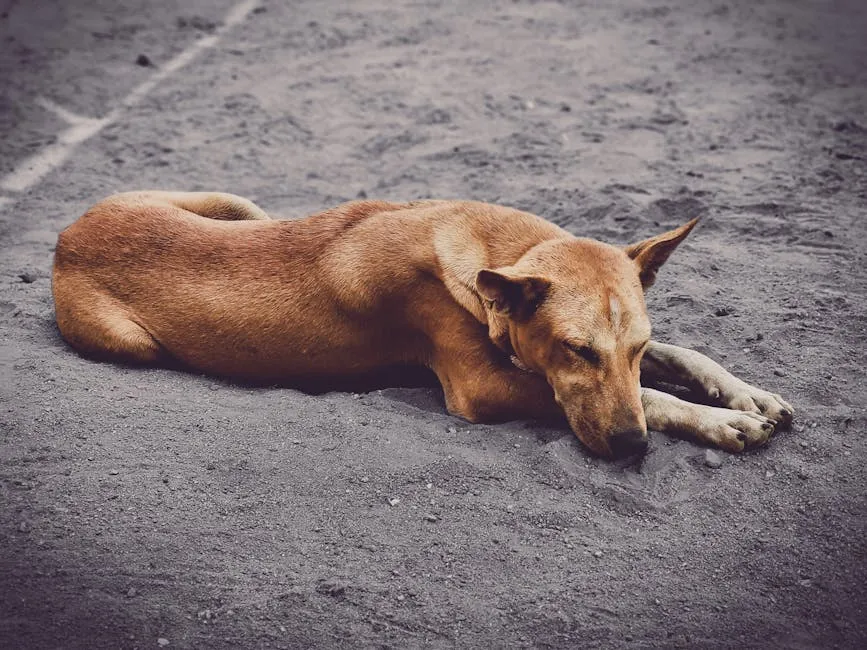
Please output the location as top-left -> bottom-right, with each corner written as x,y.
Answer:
574,431 -> 612,457
554,404 -> 610,456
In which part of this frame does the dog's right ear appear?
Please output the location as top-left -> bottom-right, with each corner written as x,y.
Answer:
625,218 -> 698,290
475,268 -> 550,320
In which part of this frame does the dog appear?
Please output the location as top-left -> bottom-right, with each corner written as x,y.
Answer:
52,191 -> 793,458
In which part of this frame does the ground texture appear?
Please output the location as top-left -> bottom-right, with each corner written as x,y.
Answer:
1,0 -> 866,648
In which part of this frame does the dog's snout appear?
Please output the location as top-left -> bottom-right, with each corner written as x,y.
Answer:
609,427 -> 648,459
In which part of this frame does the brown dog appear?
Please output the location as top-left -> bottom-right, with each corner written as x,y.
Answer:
52,191 -> 793,458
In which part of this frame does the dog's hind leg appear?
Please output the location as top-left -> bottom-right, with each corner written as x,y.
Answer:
55,283 -> 167,365
108,191 -> 271,221
641,341 -> 794,428
641,387 -> 776,452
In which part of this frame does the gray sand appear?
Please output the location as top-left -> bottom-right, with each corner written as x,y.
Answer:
1,0 -> 865,647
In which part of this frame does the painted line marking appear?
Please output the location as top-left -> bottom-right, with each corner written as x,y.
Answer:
0,0 -> 260,196
34,97 -> 103,127
0,118 -> 110,194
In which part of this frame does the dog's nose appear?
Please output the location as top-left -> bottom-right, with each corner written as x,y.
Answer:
609,428 -> 649,459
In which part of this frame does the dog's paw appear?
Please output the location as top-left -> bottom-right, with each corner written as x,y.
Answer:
697,405 -> 777,453
706,379 -> 794,430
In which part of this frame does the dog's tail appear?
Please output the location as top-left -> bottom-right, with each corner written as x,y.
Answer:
101,190 -> 271,221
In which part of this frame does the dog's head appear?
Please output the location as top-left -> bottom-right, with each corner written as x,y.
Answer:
476,219 -> 697,458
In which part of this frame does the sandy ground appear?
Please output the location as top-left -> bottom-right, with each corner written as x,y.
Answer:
1,0 -> 866,648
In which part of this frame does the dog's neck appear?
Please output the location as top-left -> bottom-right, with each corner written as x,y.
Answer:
433,207 -> 568,317
478,297 -> 541,375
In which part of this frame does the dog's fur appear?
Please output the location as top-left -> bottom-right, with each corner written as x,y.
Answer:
52,191 -> 793,458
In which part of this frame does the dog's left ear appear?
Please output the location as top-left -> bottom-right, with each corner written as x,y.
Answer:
475,268 -> 550,320
624,218 -> 699,289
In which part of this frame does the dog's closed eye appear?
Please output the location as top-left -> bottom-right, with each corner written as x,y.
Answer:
563,341 -> 600,365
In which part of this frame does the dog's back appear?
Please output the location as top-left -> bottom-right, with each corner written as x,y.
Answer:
53,193 -> 417,378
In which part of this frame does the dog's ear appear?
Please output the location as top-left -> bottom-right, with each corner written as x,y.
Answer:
475,268 -> 550,319
625,218 -> 698,289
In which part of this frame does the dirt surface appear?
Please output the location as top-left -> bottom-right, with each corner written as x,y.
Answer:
1,0 -> 866,648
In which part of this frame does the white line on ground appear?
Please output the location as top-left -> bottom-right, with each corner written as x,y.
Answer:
0,0 -> 260,198
0,118 -> 110,193
35,97 -> 104,126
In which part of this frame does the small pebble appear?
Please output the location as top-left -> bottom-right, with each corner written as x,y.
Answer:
773,368 -> 786,377
136,54 -> 152,67
157,639 -> 170,647
704,450 -> 723,469
446,425 -> 457,434
387,497 -> 400,507
18,272 -> 37,283
317,578 -> 348,596
127,587 -> 137,598
744,329 -> 763,342
18,521 -> 28,533
109,469 -> 119,475
424,514 -> 438,522
714,306 -> 733,317
593,550 -> 603,558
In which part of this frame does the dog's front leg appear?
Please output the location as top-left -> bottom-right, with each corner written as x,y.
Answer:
642,341 -> 794,428
641,387 -> 776,452
434,356 -> 563,425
